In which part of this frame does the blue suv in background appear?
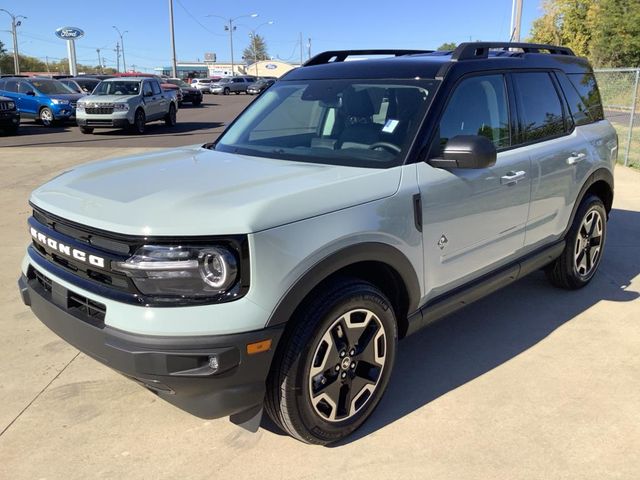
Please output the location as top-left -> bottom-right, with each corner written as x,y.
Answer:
0,77 -> 85,126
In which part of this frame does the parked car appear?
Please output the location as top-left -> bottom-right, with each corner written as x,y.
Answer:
190,78 -> 215,93
211,76 -> 256,95
18,42 -> 616,445
60,77 -> 101,95
0,95 -> 20,134
247,78 -> 275,95
0,77 -> 84,126
75,77 -> 178,134
159,82 -> 183,104
165,78 -> 203,106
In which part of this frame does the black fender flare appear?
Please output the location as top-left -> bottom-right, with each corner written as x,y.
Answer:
264,242 -> 421,328
564,167 -> 614,236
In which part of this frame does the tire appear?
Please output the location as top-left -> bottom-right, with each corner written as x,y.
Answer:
130,109 -> 146,134
545,194 -> 607,289
164,104 -> 177,126
234,91 -> 240,95
193,98 -> 202,106
4,125 -> 18,135
265,278 -> 397,445
223,87 -> 230,95
39,107 -> 55,127
79,126 -> 94,134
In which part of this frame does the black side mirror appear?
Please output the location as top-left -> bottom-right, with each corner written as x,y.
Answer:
428,135 -> 497,169
26,90 -> 36,96
144,90 -> 154,97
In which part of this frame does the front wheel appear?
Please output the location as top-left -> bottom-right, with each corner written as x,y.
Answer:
39,107 -> 55,127
545,195 -> 607,289
265,279 -> 397,445
164,104 -> 177,126
79,126 -> 94,134
130,109 -> 146,134
223,87 -> 230,95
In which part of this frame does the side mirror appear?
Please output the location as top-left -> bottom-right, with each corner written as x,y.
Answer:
428,135 -> 497,169
144,90 -> 154,97
26,90 -> 36,96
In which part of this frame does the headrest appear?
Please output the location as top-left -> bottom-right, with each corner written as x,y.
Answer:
341,88 -> 375,117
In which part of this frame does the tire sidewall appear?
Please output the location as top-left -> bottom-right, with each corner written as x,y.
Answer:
286,285 -> 397,444
134,109 -> 145,134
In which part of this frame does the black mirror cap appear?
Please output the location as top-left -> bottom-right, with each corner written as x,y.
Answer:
429,135 -> 497,169
26,90 -> 36,96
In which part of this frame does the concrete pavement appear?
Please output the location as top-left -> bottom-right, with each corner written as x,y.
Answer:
0,147 -> 638,479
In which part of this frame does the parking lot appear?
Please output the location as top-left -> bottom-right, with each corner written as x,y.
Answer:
1,95 -> 639,479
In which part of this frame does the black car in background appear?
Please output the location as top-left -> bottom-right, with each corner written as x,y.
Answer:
0,95 -> 20,134
60,77 -> 101,94
165,78 -> 203,106
247,78 -> 276,95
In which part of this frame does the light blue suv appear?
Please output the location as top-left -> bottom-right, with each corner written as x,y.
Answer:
0,77 -> 84,126
18,42 -> 617,444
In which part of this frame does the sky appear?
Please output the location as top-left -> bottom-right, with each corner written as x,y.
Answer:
0,0 -> 543,72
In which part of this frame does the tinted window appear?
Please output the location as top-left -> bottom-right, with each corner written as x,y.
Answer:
513,72 -> 565,142
151,81 -> 162,95
143,82 -> 153,96
439,74 -> 510,149
18,81 -> 34,94
567,73 -> 604,122
4,80 -> 18,92
556,73 -> 590,126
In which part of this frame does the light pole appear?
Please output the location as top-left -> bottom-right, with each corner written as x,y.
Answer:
206,13 -> 257,76
168,0 -> 178,78
247,21 -> 273,76
0,9 -> 26,75
112,26 -> 128,72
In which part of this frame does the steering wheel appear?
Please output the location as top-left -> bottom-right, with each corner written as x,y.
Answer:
368,142 -> 401,154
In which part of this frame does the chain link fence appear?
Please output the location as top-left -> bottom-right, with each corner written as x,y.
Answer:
594,68 -> 640,167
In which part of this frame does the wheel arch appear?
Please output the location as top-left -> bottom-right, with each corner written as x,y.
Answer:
567,168 -> 614,235
264,242 -> 421,339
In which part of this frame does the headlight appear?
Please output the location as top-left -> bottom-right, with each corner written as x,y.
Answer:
7,101 -> 15,110
76,103 -> 85,112
113,245 -> 238,298
113,103 -> 129,111
51,99 -> 70,105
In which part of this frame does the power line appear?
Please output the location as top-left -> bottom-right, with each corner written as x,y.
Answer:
174,0 -> 226,37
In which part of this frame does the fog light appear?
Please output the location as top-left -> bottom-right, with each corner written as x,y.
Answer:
208,355 -> 220,372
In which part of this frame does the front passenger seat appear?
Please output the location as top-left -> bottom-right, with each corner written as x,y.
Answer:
337,88 -> 381,149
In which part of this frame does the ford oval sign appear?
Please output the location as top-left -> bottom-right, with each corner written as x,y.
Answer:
265,63 -> 278,70
55,27 -> 85,40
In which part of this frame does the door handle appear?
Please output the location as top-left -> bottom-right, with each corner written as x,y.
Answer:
500,170 -> 527,185
566,152 -> 586,165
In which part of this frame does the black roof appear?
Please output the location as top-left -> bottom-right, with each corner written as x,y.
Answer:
283,42 -> 593,81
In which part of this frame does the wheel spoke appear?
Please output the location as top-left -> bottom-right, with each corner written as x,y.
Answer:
576,250 -> 587,274
589,246 -> 601,268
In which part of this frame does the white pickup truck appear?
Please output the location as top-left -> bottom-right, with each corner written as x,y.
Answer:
76,77 -> 178,134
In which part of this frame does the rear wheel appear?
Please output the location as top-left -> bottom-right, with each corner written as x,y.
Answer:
39,107 -> 55,127
265,279 -> 397,445
545,195 -> 607,289
164,104 -> 177,126
79,126 -> 94,134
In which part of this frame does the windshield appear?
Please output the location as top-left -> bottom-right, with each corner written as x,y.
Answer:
215,78 -> 438,168
30,80 -> 75,95
168,79 -> 190,88
93,81 -> 141,96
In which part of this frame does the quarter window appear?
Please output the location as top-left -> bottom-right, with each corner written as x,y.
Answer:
567,73 -> 604,122
513,72 -> 566,142
438,74 -> 510,149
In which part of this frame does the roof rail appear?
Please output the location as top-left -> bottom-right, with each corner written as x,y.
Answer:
451,42 -> 575,61
304,49 -> 433,67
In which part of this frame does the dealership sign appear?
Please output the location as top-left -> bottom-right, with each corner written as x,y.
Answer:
265,63 -> 278,70
55,27 -> 85,40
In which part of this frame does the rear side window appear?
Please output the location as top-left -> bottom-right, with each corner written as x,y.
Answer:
4,80 -> 17,92
567,73 -> 604,122
513,72 -> 565,143
439,74 -> 511,149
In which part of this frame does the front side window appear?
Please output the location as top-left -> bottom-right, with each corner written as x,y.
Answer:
151,81 -> 162,95
513,72 -> 566,142
215,78 -> 438,168
438,74 -> 510,150
143,82 -> 154,96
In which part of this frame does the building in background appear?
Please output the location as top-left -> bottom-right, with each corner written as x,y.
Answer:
155,60 -> 298,79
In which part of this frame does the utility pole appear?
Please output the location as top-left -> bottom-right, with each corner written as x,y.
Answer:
115,42 -> 121,72
96,48 -> 103,73
169,0 -> 178,78
45,56 -> 50,74
206,13 -> 257,77
113,26 -> 128,72
0,9 -> 26,75
510,0 -> 523,42
307,37 -> 311,60
299,32 -> 303,65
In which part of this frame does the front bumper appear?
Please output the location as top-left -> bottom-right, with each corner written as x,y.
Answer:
0,110 -> 19,127
51,104 -> 76,121
76,117 -> 131,129
18,273 -> 283,419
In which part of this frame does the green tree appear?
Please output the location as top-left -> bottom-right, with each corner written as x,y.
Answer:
0,40 -> 6,55
242,34 -> 269,64
589,0 -> 640,67
528,0 -> 592,57
437,42 -> 457,51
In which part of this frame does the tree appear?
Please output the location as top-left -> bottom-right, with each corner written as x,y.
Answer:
0,40 -> 6,55
242,34 -> 269,64
528,0 -> 592,57
437,42 -> 457,51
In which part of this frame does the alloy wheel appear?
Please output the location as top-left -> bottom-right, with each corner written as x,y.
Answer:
574,208 -> 603,277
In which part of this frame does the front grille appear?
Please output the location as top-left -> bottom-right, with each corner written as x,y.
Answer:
0,101 -> 14,111
70,101 -> 77,108
28,266 -> 107,326
85,107 -> 114,115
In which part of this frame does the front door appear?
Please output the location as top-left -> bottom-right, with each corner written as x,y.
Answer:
417,73 -> 531,299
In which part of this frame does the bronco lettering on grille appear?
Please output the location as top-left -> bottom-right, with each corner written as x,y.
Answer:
30,227 -> 106,268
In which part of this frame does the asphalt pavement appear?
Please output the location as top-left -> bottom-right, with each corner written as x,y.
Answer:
0,93 -> 253,148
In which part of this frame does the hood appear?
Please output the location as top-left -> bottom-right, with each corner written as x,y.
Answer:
80,94 -> 135,103
49,93 -> 85,102
30,146 -> 402,236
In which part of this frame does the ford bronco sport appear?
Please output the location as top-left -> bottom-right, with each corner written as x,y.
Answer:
18,43 -> 616,445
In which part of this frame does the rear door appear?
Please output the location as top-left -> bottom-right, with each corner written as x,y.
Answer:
151,80 -> 168,117
511,72 -> 590,249
417,73 -> 531,298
